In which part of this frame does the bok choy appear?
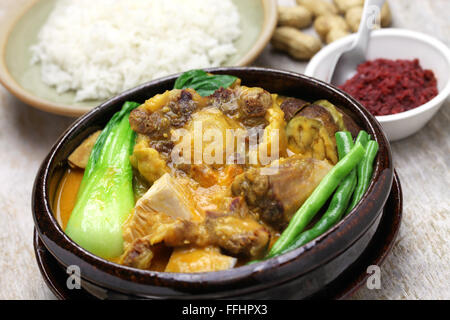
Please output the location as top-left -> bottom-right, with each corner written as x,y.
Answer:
65,102 -> 139,259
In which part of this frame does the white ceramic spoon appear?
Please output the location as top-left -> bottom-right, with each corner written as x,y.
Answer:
329,0 -> 386,86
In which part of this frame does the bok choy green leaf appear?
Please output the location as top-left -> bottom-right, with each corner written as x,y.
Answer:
65,102 -> 139,259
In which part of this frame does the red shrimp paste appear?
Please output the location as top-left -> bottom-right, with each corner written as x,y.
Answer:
339,58 -> 438,116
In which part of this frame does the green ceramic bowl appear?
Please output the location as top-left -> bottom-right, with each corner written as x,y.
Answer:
0,0 -> 277,116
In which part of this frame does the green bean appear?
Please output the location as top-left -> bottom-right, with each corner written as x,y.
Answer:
346,140 -> 379,214
355,130 -> 370,148
267,141 -> 365,257
336,131 -> 354,159
270,132 -> 357,258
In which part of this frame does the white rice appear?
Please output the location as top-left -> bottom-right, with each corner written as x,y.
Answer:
31,0 -> 241,102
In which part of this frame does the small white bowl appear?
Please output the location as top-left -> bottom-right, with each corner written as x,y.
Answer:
305,29 -> 450,141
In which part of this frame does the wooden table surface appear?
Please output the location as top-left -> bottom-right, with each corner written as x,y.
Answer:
0,0 -> 448,300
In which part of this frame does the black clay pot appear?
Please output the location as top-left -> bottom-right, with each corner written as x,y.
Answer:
32,67 -> 393,299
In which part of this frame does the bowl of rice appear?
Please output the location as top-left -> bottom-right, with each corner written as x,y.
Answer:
0,0 -> 277,116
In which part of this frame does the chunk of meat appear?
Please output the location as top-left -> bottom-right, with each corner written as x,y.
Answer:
129,109 -> 170,137
228,196 -> 250,218
119,237 -> 154,269
161,219 -> 210,247
123,209 -> 210,249
68,131 -> 101,169
121,212 -> 205,270
231,156 -> 333,230
129,136 -> 170,184
210,87 -> 239,116
166,89 -> 199,128
206,215 -> 270,258
123,204 -> 270,259
238,87 -> 273,118
129,89 -> 205,139
209,86 -> 272,122
165,246 -> 237,273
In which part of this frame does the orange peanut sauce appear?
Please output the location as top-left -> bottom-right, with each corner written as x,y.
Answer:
53,168 -> 84,231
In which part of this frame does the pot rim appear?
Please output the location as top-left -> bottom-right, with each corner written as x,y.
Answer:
32,67 -> 393,296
